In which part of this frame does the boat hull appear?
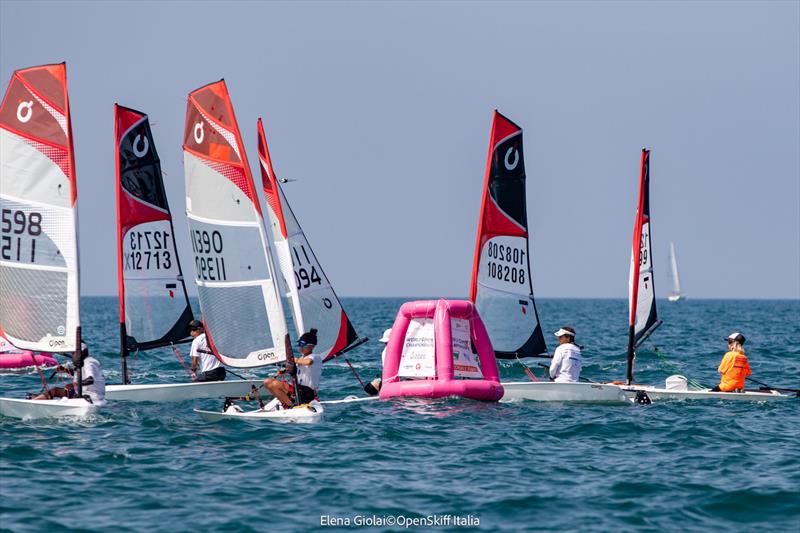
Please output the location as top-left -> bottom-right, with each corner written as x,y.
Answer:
0,397 -> 101,419
194,400 -> 324,423
621,386 -> 790,402
105,379 -> 263,402
501,381 -> 628,403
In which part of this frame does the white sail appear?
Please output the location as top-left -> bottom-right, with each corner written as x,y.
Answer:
0,63 -> 80,353
257,119 -> 361,361
668,242 -> 683,301
182,80 -> 288,368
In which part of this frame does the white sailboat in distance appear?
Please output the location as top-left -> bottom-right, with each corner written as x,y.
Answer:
667,242 -> 685,302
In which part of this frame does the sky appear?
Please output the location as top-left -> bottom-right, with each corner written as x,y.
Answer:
1,0 -> 798,299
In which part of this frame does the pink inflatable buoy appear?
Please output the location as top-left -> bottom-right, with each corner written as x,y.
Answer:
379,299 -> 503,402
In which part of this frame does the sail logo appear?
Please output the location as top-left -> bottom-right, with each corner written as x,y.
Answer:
193,121 -> 204,144
133,135 -> 150,158
16,101 -> 33,123
504,147 -> 519,170
132,134 -> 149,158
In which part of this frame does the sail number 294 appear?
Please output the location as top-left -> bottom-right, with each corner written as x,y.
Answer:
486,242 -> 526,285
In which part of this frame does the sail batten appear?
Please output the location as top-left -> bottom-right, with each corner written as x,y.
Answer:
0,63 -> 80,353
469,110 -> 545,358
115,105 -> 194,358
257,118 -> 361,361
183,82 -> 288,368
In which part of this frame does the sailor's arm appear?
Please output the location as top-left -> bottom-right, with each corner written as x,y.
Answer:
549,348 -> 562,380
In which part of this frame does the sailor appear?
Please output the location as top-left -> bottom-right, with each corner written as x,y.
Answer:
188,320 -> 226,382
264,329 -> 320,408
34,343 -> 105,402
379,328 -> 392,365
711,332 -> 751,392
549,327 -> 582,383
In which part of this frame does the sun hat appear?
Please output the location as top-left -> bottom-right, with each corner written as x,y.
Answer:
379,328 -> 392,343
188,320 -> 204,331
725,332 -> 746,344
554,327 -> 576,338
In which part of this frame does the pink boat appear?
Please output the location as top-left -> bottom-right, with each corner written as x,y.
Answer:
0,335 -> 57,369
379,299 -> 504,402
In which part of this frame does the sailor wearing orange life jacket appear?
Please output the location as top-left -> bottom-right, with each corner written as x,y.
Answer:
549,327 -> 582,383
711,332 -> 752,392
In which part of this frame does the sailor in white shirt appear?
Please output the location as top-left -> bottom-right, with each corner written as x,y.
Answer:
33,343 -> 105,403
549,327 -> 582,383
188,320 -> 226,382
264,329 -> 321,407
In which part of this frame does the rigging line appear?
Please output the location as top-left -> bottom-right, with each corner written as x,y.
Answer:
344,358 -> 366,388
225,368 -> 248,381
746,376 -> 800,394
170,343 -> 192,376
515,355 -> 538,382
29,351 -> 49,396
653,346 -> 705,390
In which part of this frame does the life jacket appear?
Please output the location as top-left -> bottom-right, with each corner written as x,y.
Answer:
718,351 -> 751,392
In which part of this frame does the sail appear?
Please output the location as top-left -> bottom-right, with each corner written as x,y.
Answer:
256,119 -> 359,361
183,80 -> 288,368
0,63 -> 80,353
115,105 -> 193,352
469,110 -> 546,358
668,242 -> 682,297
627,149 -> 660,382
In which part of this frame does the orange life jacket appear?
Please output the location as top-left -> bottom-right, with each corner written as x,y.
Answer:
718,351 -> 751,392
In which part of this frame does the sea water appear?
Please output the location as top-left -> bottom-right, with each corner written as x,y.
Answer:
1,298 -> 798,532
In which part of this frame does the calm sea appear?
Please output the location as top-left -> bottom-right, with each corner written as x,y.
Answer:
1,297 -> 798,532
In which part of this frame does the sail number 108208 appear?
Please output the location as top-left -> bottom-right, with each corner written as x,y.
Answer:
485,241 -> 526,285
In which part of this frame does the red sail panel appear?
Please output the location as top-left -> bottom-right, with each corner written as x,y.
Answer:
257,119 -> 289,239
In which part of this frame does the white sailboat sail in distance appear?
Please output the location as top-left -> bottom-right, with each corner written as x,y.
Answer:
667,242 -> 685,302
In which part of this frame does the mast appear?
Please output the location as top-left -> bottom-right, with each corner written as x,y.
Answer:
114,104 -> 130,384
256,118 -> 363,361
469,110 -> 546,358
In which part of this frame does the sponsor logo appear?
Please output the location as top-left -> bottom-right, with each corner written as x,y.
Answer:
57,325 -> 66,335
16,101 -> 33,123
193,121 -> 204,144
504,146 -> 519,170
257,351 -> 277,361
322,297 -> 333,309
132,134 -> 149,157
49,339 -> 66,348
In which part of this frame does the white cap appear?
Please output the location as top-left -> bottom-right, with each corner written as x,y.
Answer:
379,328 -> 392,343
554,328 -> 575,338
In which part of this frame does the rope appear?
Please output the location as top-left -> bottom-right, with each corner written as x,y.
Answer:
515,355 -> 538,382
653,347 -> 705,390
170,343 -> 192,376
344,358 -> 366,387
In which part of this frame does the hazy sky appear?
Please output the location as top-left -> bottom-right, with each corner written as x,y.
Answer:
1,1 -> 798,299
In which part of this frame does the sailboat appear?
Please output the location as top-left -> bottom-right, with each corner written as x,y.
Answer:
0,63 -> 100,419
667,242 -> 684,302
471,111 -> 625,402
105,105 -> 262,402
618,150 -> 787,401
256,118 -> 365,361
180,80 -> 321,422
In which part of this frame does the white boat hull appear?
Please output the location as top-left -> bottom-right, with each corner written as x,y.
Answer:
106,379 -> 263,402
0,397 -> 102,420
621,386 -> 791,402
667,295 -> 684,302
501,381 -> 628,403
194,400 -> 324,423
